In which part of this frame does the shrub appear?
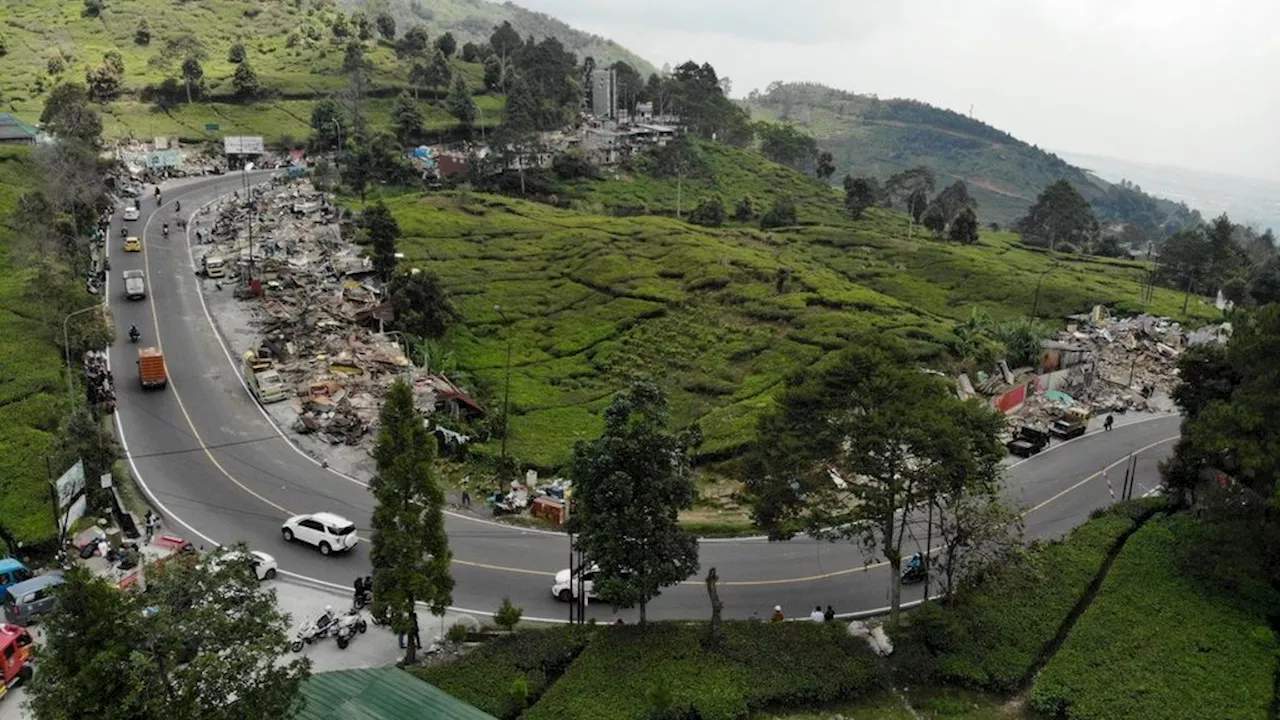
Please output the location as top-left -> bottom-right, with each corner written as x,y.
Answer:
494,596 -> 523,631
414,625 -> 592,719
552,151 -> 596,181
892,507 -> 1142,692
446,622 -> 469,644
759,197 -> 797,229
525,621 -> 887,720
1031,515 -> 1277,720
687,197 -> 726,228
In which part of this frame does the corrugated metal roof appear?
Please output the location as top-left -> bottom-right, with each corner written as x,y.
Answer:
0,114 -> 39,140
295,668 -> 496,720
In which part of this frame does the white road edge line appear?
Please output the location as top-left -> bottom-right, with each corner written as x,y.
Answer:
107,180 -> 568,622
177,183 -> 572,538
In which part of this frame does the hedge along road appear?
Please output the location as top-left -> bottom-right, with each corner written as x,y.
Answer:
105,174 -> 1182,623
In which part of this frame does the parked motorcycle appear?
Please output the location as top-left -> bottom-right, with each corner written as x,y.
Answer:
290,610 -> 338,652
333,609 -> 368,650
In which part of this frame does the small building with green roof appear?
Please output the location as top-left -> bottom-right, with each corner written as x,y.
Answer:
294,667 -> 496,720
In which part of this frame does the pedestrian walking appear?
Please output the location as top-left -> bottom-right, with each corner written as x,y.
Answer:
461,489 -> 471,506
1104,414 -> 1114,432
809,605 -> 824,622
823,605 -> 835,622
770,605 -> 785,623
143,510 -> 158,541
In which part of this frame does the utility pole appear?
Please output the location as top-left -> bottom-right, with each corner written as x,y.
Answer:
494,305 -> 513,469
63,304 -> 101,408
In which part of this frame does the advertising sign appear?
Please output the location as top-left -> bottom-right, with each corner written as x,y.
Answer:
145,150 -> 183,168
55,459 -> 87,538
223,136 -> 265,155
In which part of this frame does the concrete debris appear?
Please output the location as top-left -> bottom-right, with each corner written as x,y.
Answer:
193,178 -> 484,451
965,307 -> 1234,429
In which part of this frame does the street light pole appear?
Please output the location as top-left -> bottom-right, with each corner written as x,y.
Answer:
494,305 -> 513,467
242,163 -> 256,287
63,304 -> 101,408
331,119 -> 343,176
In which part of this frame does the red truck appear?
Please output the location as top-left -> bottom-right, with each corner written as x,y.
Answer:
138,347 -> 168,390
0,623 -> 34,700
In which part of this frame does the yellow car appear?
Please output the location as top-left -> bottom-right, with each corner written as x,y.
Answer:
124,236 -> 141,252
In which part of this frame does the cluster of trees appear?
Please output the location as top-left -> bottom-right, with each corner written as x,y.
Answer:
1154,213 -> 1277,312
756,122 -> 833,181
1163,304 -> 1280,599
867,166 -> 980,243
28,556 -> 309,719
1014,180 -> 1100,252
744,341 -> 1017,623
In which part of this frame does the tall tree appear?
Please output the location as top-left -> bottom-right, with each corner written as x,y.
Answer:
390,92 -> 423,146
949,206 -> 980,244
362,201 -> 400,280
756,121 -> 819,173
815,151 -> 836,181
308,97 -> 346,151
29,558 -> 309,719
423,48 -> 452,98
746,341 -> 1006,625
489,21 -> 522,60
435,31 -> 456,59
375,12 -> 396,40
1014,180 -> 1099,251
445,75 -> 476,126
566,381 -> 700,623
39,83 -> 103,147
228,42 -> 246,64
1157,227 -> 1211,312
395,25 -> 429,59
843,175 -> 876,220
180,57 -> 203,104
1249,254 -> 1280,306
231,62 -> 260,101
931,180 -> 976,229
370,380 -> 454,664
389,270 -> 458,340
342,41 -> 367,74
885,166 -> 936,207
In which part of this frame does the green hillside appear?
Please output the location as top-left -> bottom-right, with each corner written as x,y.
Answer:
747,82 -> 1198,233
0,148 -> 72,546
385,142 -> 1215,469
341,0 -> 656,76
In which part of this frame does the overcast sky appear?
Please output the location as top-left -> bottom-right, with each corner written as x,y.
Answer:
516,0 -> 1280,182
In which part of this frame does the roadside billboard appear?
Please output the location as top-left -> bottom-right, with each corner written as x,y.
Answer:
54,459 -> 87,539
145,150 -> 183,168
223,136 -> 265,155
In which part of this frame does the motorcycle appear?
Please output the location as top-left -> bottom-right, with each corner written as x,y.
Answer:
290,613 -> 338,652
129,327 -> 141,343
175,200 -> 181,212
162,223 -> 169,237
333,609 -> 368,650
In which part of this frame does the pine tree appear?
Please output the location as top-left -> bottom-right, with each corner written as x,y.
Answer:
369,380 -> 454,664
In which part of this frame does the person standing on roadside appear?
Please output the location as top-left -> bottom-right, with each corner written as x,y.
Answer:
1104,414 -> 1115,432
809,606 -> 824,622
770,605 -> 785,623
823,605 -> 836,622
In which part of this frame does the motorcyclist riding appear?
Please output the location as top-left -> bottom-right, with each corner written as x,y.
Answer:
163,222 -> 169,236
129,325 -> 140,342
134,198 -> 141,210
120,226 -> 126,238
175,200 -> 181,212
907,553 -> 923,571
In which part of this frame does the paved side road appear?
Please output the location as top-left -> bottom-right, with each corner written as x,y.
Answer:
0,579 -> 477,720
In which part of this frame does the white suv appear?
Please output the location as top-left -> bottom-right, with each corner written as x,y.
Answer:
281,512 -> 359,555
552,564 -> 600,602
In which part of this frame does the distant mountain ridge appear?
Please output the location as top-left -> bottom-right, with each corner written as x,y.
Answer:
746,82 -> 1200,235
343,0 -> 656,76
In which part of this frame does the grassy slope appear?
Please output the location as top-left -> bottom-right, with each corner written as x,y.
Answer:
0,148 -> 67,545
1031,514 -> 1277,720
1,0 -> 503,143
524,622 -> 886,720
391,145 -> 1215,468
340,0 -> 657,76
745,83 -> 1185,228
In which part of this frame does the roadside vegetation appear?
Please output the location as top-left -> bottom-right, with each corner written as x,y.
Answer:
1031,514 -> 1277,720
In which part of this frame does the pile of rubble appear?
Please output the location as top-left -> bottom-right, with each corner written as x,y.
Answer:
962,305 -> 1232,428
197,179 -> 484,450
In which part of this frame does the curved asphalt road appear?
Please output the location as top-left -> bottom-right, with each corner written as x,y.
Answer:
105,174 -> 1182,622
